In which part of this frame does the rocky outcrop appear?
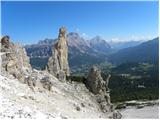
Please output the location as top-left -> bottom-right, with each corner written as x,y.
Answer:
85,66 -> 112,111
1,36 -> 12,50
0,72 -> 121,119
0,36 -> 53,92
1,36 -> 31,79
85,66 -> 121,118
1,34 -> 121,119
46,27 -> 70,81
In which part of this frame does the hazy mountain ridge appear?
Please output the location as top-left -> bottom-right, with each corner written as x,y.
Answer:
109,40 -> 143,50
88,36 -> 111,53
67,33 -> 110,67
109,37 -> 159,64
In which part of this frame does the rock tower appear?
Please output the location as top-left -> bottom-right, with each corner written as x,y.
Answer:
46,27 -> 70,81
85,66 -> 113,113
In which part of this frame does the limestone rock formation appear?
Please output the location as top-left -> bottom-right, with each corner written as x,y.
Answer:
1,36 -> 11,50
1,35 -> 121,119
85,66 -> 121,118
1,36 -> 55,92
1,35 -> 16,55
1,36 -> 31,79
46,27 -> 70,81
85,66 -> 107,95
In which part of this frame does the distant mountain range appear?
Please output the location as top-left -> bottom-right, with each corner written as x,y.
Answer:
88,36 -> 111,53
67,33 -> 110,67
109,40 -> 143,50
24,32 -> 158,69
25,32 -> 111,69
109,37 -> 159,64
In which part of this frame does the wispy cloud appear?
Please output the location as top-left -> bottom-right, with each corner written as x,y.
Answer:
81,33 -> 90,40
105,35 -> 156,43
130,35 -> 154,41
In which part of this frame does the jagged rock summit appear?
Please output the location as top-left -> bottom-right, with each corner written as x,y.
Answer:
46,27 -> 70,81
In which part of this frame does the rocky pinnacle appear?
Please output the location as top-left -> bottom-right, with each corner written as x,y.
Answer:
46,27 -> 70,81
85,66 -> 114,113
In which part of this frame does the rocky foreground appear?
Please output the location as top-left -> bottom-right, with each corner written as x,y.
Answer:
0,73 -> 119,119
0,27 -> 121,119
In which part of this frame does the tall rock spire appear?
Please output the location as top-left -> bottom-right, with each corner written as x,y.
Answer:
85,66 -> 113,113
46,27 -> 70,81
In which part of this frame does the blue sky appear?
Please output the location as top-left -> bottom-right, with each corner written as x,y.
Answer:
1,1 -> 159,44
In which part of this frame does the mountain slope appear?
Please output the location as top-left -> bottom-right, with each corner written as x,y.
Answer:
25,38 -> 56,69
109,37 -> 159,64
25,39 -> 55,58
109,40 -> 143,50
67,33 -> 109,67
88,36 -> 111,53
0,72 -> 116,119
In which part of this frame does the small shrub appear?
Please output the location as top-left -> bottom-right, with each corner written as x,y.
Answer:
67,76 -> 86,83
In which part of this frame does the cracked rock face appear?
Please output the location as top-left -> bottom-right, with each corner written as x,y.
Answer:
0,36 -> 53,92
85,66 -> 116,113
46,27 -> 70,81
1,36 -> 31,78
85,66 -> 108,95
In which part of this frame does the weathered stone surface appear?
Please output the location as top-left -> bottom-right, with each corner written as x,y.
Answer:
1,36 -> 16,53
40,76 -> 52,91
85,66 -> 117,115
1,36 -> 31,77
1,35 -> 61,93
85,66 -> 107,95
1,36 -> 10,49
112,111 -> 122,119
46,27 -> 70,81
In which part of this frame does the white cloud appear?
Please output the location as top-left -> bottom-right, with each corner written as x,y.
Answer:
109,35 -> 156,42
111,38 -> 120,41
130,35 -> 154,41
81,33 -> 90,40
82,33 -> 86,36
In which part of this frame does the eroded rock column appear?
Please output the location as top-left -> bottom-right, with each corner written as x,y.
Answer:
46,27 -> 70,81
85,66 -> 112,112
